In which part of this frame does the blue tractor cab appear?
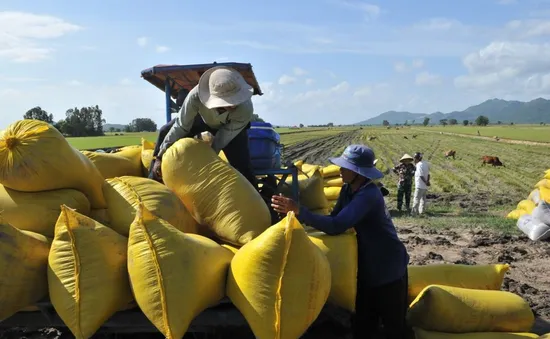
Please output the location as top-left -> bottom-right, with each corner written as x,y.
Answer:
140,62 -> 299,201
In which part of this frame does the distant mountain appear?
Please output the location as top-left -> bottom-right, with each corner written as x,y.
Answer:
356,98 -> 550,125
103,123 -> 127,131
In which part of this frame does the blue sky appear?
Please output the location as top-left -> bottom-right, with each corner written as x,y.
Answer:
1,0 -> 549,128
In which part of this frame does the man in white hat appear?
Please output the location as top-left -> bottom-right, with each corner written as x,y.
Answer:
150,66 -> 257,188
392,154 -> 416,212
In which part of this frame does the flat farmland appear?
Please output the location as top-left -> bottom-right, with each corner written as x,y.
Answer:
422,124 -> 550,143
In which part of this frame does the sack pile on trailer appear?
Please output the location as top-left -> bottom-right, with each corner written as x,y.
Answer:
0,119 -> 542,338
506,171 -> 550,242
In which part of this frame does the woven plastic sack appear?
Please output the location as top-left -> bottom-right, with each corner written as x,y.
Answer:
81,150 -> 142,179
517,214 -> 550,241
321,164 -> 340,178
103,176 -> 197,236
308,230 -> 357,312
140,138 -> 155,177
48,206 -> 133,339
280,170 -> 329,210
0,223 -> 50,321
408,264 -> 509,301
324,177 -> 344,187
408,285 -> 534,333
324,186 -> 341,200
128,203 -> 233,339
115,145 -> 142,172
506,209 -> 528,220
0,119 -> 107,208
517,199 -> 536,214
0,184 -> 90,237
226,212 -> 331,339
162,138 -> 271,246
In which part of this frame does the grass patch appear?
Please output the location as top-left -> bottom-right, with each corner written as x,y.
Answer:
420,125 -> 550,143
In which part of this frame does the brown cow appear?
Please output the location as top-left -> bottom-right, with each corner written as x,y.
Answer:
445,150 -> 456,159
481,156 -> 505,167
368,136 -> 377,141
412,134 -> 418,139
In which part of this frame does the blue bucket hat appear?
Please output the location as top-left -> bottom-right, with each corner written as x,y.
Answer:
329,145 -> 384,180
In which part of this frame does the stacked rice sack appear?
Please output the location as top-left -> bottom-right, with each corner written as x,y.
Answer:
407,264 -> 537,338
506,171 -> 550,241
293,161 -> 342,214
0,120 -> 541,338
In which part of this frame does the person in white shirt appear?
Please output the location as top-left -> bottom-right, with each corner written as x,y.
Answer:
150,66 -> 257,188
412,152 -> 430,216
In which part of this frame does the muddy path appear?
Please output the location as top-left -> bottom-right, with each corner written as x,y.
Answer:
416,129 -> 550,147
395,223 -> 550,335
282,130 -> 361,165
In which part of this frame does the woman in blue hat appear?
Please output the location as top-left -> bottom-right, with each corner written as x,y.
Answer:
272,145 -> 411,339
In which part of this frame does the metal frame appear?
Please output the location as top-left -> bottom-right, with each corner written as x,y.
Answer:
1,300 -> 350,335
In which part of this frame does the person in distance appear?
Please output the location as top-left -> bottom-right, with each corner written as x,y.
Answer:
271,145 -> 411,339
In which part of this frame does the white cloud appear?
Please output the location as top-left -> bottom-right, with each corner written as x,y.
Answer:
394,62 -> 407,73
119,78 -> 133,86
0,11 -> 81,62
68,80 -> 83,86
156,45 -> 170,53
415,72 -> 442,86
331,0 -> 381,20
278,74 -> 297,85
497,0 -> 516,4
293,67 -> 307,76
412,59 -> 424,68
305,78 -> 315,85
454,41 -> 550,95
137,37 -> 148,47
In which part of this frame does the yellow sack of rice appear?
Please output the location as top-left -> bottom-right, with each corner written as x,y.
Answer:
539,333 -> 550,339
128,204 -> 233,339
81,150 -> 142,179
280,170 -> 329,210
227,212 -> 331,339
506,209 -> 528,220
324,177 -> 344,187
517,200 -> 536,214
535,178 -> 550,189
162,138 -> 271,246
103,176 -> 197,236
140,138 -> 155,176
0,185 -> 90,237
414,328 -> 538,339
301,163 -> 318,174
294,160 -> 304,170
0,223 -> 50,321
407,285 -> 534,333
541,186 -> 550,203
48,206 -> 133,339
308,230 -> 357,312
324,186 -> 341,200
0,119 -> 107,209
408,264 -> 509,301
89,208 -> 111,225
321,164 -> 340,178
115,145 -> 142,171
218,150 -> 228,162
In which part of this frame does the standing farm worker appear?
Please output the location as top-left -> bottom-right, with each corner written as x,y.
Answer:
412,152 -> 430,216
150,66 -> 258,188
271,145 -> 411,339
392,154 -> 416,213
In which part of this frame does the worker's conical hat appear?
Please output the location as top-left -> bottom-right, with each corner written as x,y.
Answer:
399,154 -> 414,162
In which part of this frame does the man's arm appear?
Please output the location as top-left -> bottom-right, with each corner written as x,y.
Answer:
297,188 -> 374,235
211,100 -> 253,154
157,90 -> 200,158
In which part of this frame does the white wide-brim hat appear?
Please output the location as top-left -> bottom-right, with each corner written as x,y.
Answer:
399,154 -> 414,162
198,66 -> 254,109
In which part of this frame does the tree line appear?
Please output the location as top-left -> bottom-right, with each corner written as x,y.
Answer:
382,115 -> 493,127
23,106 -> 267,137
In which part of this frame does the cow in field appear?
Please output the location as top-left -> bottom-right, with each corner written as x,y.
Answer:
481,156 -> 505,167
403,136 -> 408,139
445,150 -> 456,159
368,136 -> 377,141
412,134 -> 418,139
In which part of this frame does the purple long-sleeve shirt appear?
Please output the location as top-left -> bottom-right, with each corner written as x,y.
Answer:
298,182 -> 409,287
